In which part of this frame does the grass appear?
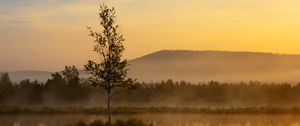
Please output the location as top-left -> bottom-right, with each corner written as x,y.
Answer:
1,105 -> 300,114
66,119 -> 151,126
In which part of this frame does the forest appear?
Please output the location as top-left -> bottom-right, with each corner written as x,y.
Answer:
1,66 -> 300,108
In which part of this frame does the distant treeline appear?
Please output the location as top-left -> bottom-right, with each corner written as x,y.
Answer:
0,66 -> 90,106
1,67 -> 300,107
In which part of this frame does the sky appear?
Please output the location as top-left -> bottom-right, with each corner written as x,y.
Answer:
1,0 -> 300,71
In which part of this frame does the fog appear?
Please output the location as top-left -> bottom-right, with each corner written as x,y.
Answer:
3,79 -> 300,108
7,50 -> 300,84
3,50 -> 300,108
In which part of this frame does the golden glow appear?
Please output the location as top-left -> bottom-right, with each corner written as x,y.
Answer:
1,0 -> 300,70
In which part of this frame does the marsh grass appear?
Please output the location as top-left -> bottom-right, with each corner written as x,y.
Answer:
67,119 -> 151,126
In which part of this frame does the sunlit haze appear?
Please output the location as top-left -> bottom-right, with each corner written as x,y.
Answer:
1,0 -> 300,71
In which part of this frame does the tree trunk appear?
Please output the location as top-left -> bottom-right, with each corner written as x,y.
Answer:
107,90 -> 112,126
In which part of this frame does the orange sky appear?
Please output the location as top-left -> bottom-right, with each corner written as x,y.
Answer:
1,0 -> 300,71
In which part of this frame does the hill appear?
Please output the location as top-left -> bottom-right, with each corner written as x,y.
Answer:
128,50 -> 300,83
8,70 -> 89,83
8,71 -> 52,83
6,50 -> 300,83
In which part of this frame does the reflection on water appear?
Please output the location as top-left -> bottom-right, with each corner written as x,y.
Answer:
1,114 -> 300,126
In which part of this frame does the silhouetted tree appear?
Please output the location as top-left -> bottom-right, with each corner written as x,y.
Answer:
44,66 -> 89,103
0,72 -> 14,103
16,79 -> 43,104
62,65 -> 80,86
62,65 -> 89,102
45,72 -> 66,102
85,4 -> 134,125
46,72 -> 65,87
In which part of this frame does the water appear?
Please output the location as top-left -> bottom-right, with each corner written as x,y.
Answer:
0,114 -> 300,126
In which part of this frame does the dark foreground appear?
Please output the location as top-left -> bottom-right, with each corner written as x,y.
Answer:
1,113 -> 300,126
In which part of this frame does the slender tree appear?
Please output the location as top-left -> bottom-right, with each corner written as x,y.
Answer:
85,4 -> 134,125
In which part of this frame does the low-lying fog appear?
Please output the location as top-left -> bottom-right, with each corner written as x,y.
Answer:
9,50 -> 300,83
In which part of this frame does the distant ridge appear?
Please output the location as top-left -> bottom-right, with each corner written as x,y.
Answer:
5,50 -> 300,83
8,70 -> 52,83
8,70 -> 89,83
132,50 -> 300,62
128,50 -> 300,83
